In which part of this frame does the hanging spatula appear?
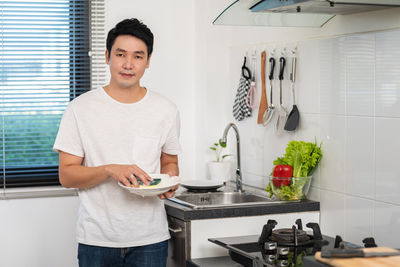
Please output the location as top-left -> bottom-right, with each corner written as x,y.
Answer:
257,51 -> 268,124
284,53 -> 300,131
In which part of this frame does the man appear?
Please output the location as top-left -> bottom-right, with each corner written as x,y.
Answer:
53,18 -> 180,267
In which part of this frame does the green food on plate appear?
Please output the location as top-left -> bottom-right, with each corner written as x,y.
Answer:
136,178 -> 162,188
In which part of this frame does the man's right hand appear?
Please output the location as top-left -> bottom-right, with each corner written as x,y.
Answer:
104,164 -> 152,187
58,151 -> 152,189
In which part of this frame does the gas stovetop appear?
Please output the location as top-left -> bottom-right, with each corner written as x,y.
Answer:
209,219 -> 376,267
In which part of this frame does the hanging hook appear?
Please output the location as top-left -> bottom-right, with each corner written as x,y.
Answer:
242,56 -> 247,68
251,48 -> 257,58
291,46 -> 298,56
281,47 -> 287,57
242,56 -> 251,80
270,48 -> 276,58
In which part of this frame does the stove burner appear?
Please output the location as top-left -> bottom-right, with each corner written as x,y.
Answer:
264,242 -> 277,251
271,228 -> 311,245
276,247 -> 289,256
258,219 -> 326,247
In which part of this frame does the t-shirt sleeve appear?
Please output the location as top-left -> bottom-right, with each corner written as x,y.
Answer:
162,109 -> 181,155
53,102 -> 85,158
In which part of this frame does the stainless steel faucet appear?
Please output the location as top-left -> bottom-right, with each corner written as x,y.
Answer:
221,123 -> 243,192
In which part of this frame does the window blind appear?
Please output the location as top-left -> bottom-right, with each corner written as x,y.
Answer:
0,0 -> 106,188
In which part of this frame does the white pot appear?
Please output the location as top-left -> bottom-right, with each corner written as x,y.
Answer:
207,161 -> 232,183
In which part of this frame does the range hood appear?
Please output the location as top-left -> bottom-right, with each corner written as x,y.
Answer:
251,0 -> 400,14
213,0 -> 400,27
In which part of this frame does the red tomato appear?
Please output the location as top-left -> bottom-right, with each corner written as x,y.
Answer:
272,165 -> 293,188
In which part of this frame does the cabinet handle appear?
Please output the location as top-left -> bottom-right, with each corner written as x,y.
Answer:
168,226 -> 182,233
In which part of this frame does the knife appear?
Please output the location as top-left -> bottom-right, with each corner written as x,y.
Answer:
321,248 -> 400,258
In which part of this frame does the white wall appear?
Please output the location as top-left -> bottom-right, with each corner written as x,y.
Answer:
0,195 -> 79,267
104,0 -> 196,180
194,1 -> 400,248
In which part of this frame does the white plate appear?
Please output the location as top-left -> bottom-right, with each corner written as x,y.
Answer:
118,174 -> 180,197
180,179 -> 224,190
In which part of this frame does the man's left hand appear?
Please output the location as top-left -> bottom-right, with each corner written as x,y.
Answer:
158,184 -> 179,200
158,171 -> 179,199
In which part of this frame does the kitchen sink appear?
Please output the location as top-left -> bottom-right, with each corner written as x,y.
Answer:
169,192 -> 282,209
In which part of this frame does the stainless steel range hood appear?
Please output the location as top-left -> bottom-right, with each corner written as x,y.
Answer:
251,0 -> 400,14
213,0 -> 400,27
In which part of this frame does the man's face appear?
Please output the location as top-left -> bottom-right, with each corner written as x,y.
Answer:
106,35 -> 151,89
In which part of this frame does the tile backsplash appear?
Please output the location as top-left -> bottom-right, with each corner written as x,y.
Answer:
228,28 -> 400,247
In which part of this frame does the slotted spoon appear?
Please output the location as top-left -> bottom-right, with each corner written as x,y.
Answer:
275,56 -> 288,135
262,57 -> 276,126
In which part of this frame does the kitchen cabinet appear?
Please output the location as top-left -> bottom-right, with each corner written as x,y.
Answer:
165,197 -> 320,266
167,215 -> 191,267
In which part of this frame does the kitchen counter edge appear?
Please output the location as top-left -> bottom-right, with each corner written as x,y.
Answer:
164,199 -> 320,221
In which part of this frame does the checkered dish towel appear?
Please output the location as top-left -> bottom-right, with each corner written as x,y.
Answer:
233,74 -> 252,121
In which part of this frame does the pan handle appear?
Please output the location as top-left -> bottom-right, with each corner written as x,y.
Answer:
268,57 -> 275,80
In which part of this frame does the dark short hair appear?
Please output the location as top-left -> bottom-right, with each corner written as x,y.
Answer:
106,18 -> 154,58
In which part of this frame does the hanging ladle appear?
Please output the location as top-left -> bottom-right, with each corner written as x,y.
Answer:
262,57 -> 276,126
284,53 -> 300,131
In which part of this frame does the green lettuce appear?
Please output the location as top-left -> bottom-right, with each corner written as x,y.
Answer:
266,140 -> 322,200
272,140 -> 322,178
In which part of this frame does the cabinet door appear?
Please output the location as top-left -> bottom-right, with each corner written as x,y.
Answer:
167,216 -> 191,267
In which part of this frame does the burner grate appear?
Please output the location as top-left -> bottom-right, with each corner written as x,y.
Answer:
258,219 -> 325,247
271,228 -> 310,245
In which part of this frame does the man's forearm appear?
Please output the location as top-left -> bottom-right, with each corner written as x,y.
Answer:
59,164 -> 109,189
161,162 -> 179,176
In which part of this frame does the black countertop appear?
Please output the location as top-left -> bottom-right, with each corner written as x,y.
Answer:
165,183 -> 320,221
165,198 -> 319,221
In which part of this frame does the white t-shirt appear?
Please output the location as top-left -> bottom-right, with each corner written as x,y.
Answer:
53,87 -> 181,247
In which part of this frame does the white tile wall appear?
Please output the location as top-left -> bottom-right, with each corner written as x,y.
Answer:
308,185 -> 320,202
345,116 -> 374,198
375,30 -> 400,117
375,117 -> 400,205
231,28 -> 400,247
296,40 -> 320,114
345,197 -> 374,244
320,190 -> 346,237
345,34 -> 375,116
319,37 -> 346,115
316,30 -> 400,246
319,115 -> 346,193
374,201 -> 400,248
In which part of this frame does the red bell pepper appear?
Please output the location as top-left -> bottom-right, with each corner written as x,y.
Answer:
272,164 -> 293,188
